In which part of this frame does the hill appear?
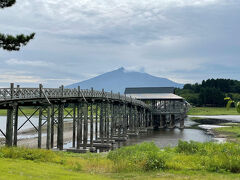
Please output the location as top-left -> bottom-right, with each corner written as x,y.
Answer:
66,67 -> 183,93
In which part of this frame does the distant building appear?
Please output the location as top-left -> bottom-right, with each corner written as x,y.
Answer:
125,87 -> 187,128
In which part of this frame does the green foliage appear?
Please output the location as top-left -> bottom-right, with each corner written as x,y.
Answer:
0,0 -> 35,51
224,97 -> 240,114
0,147 -> 61,163
2,142 -> 240,177
175,141 -> 240,173
0,0 -> 16,8
0,33 -> 35,51
187,107 -> 239,115
176,78 -> 240,107
107,142 -> 169,172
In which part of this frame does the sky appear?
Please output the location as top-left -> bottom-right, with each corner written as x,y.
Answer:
0,0 -> 240,87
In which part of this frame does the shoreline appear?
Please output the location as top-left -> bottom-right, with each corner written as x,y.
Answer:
0,121 -> 75,148
189,116 -> 240,144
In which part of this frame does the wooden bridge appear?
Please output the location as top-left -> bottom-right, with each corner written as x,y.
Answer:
0,83 -> 186,152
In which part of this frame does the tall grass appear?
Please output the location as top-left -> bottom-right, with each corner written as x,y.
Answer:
0,147 -> 61,163
107,142 -> 170,172
1,141 -> 240,174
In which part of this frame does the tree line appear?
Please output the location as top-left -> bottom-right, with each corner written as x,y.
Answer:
175,79 -> 240,107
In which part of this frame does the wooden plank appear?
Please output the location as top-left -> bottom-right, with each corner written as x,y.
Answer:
95,103 -> 98,140
77,103 -> 82,149
106,103 -> 109,143
46,106 -> 51,149
100,100 -> 104,143
6,108 -> 13,147
13,105 -> 18,146
57,104 -> 64,150
72,104 -> 76,148
50,105 -> 55,148
90,101 -> 93,148
83,102 -> 88,149
38,106 -> 43,149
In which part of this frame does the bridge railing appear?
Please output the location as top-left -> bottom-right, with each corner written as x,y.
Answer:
0,84 -> 150,109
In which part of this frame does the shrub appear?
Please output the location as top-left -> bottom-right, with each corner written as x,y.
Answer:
107,142 -> 169,172
0,147 -> 61,163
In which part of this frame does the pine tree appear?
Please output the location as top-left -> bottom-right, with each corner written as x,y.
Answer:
0,0 -> 35,51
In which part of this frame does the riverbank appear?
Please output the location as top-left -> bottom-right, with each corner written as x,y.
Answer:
0,121 -> 74,148
189,115 -> 240,144
213,124 -> 240,144
1,142 -> 240,179
188,107 -> 239,116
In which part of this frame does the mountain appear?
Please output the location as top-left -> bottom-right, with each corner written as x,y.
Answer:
66,67 -> 183,93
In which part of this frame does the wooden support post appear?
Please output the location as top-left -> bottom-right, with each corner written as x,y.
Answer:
180,115 -> 184,129
72,104 -> 76,148
129,105 -> 132,131
95,103 -> 98,140
172,114 -> 175,128
110,103 -> 114,138
6,108 -> 14,147
150,112 -> 153,127
134,107 -> 138,133
38,106 -> 43,149
123,98 -> 127,135
90,100 -> 94,149
100,101 -> 104,143
77,103 -> 82,149
58,104 -> 64,150
100,89 -> 104,144
118,104 -> 121,139
13,105 -> 19,146
46,106 -> 51,149
50,105 -> 55,148
104,101 -> 106,138
83,102 -> 88,149
106,103 -> 109,143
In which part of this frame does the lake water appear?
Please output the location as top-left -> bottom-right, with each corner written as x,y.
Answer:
189,115 -> 240,122
0,116 -> 214,148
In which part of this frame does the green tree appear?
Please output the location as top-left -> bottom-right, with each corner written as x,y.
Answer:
0,0 -> 35,51
225,97 -> 240,113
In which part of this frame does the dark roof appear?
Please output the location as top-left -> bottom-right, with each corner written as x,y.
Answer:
124,87 -> 175,94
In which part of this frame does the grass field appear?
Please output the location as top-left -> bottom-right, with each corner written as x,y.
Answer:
215,125 -> 240,144
188,107 -> 239,115
1,142 -> 240,179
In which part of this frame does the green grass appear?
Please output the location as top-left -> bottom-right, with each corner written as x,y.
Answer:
1,142 -> 240,179
215,126 -> 240,143
0,158 -> 110,180
188,107 -> 239,115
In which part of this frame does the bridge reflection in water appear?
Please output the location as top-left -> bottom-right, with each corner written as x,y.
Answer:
0,83 -> 187,153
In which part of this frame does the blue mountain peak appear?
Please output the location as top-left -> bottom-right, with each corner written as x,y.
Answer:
66,67 -> 183,93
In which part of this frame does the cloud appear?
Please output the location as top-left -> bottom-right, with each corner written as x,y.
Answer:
0,0 -> 239,87
5,58 -> 54,67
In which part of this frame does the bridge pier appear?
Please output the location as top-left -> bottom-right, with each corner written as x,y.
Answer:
57,103 -> 64,150
180,115 -> 185,129
6,108 -> 14,147
13,105 -> 19,146
46,106 -> 51,149
50,105 -> 55,149
77,103 -> 82,149
38,106 -> 43,149
0,83 -> 188,152
72,104 -> 76,148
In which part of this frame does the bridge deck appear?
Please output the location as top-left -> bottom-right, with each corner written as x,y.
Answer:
0,84 -> 186,152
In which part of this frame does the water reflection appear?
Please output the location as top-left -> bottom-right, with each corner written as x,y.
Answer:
122,128 -> 212,148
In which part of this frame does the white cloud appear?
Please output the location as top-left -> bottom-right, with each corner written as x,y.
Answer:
0,71 -> 42,83
0,0 -> 239,86
5,59 -> 54,67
